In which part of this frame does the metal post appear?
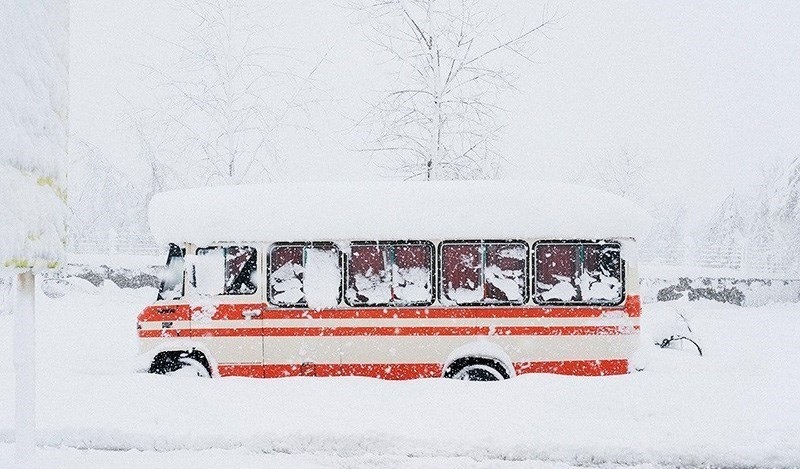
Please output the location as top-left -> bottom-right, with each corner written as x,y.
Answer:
13,270 -> 36,469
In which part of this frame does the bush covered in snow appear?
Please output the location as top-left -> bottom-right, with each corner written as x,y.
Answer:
42,264 -> 160,293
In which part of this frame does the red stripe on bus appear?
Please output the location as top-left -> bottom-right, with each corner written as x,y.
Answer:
259,325 -> 637,337
215,359 -> 629,379
139,324 -> 638,338
192,328 -> 262,337
515,359 -> 629,376
137,329 -> 184,338
217,364 -> 265,378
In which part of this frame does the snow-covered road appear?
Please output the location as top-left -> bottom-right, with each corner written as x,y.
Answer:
0,282 -> 798,468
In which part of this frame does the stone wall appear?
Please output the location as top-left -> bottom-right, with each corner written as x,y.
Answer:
641,277 -> 800,307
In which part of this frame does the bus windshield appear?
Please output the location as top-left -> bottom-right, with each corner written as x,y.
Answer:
157,243 -> 185,301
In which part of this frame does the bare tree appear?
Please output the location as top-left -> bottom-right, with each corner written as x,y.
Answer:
355,0 -> 558,180
153,0 -> 295,185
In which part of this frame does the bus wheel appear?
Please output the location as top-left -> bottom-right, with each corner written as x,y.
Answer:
149,351 -> 211,378
443,357 -> 510,381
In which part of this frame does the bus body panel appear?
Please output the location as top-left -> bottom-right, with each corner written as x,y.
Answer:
138,238 -> 642,379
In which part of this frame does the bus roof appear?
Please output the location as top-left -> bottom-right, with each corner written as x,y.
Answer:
148,181 -> 652,245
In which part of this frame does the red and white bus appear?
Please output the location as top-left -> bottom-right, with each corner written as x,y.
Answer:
138,181 -> 649,381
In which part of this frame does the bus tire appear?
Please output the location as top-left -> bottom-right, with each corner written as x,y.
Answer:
149,350 -> 211,378
443,357 -> 511,381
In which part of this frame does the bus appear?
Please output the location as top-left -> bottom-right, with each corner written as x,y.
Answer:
137,181 -> 649,381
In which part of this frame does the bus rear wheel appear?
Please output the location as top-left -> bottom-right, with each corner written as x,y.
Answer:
443,357 -> 510,381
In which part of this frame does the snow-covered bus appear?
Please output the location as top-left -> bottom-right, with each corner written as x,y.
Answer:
138,181 -> 650,381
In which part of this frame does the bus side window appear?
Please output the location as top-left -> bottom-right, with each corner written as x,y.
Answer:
225,246 -> 258,295
157,243 -> 185,301
345,241 -> 434,307
269,245 -> 305,305
440,244 -> 482,304
533,243 -> 579,303
268,243 -> 341,308
484,243 -> 527,303
440,241 -> 527,306
533,241 -> 623,306
193,246 -> 258,296
347,245 -> 391,305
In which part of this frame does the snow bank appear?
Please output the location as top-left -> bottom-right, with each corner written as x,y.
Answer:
149,181 -> 652,245
2,290 -> 800,468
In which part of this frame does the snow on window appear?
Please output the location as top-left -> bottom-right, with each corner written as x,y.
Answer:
303,247 -> 341,310
269,243 -> 341,308
346,242 -> 433,306
270,245 -> 305,305
191,247 -> 226,296
192,246 -> 258,296
534,242 -> 622,305
440,242 -> 527,305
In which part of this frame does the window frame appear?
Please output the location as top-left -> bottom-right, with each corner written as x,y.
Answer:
267,241 -> 343,308
344,240 -> 436,308
531,239 -> 625,307
437,239 -> 529,307
193,245 -> 259,296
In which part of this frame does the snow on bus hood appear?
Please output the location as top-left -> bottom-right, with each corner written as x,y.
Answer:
148,181 -> 652,245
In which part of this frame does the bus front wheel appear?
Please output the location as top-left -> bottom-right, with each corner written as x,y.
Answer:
443,357 -> 511,381
149,351 -> 211,378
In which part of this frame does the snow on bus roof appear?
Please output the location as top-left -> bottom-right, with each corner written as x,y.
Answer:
148,181 -> 652,245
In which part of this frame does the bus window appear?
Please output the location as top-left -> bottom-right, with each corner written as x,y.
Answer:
345,241 -> 434,307
269,245 -> 304,305
440,241 -> 527,306
193,246 -> 258,296
225,246 -> 259,294
533,241 -> 623,305
157,243 -> 185,301
268,243 -> 341,308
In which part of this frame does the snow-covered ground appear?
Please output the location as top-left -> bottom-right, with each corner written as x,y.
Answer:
0,281 -> 798,468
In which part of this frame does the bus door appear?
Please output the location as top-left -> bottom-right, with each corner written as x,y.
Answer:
189,245 -> 264,377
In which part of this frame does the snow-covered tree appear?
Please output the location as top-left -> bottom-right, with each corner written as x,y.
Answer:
741,157 -> 786,271
770,156 -> 800,229
697,191 -> 747,248
694,191 -> 748,268
0,1 -> 69,467
767,155 -> 800,272
640,200 -> 690,265
68,140 -> 154,251
355,0 -> 558,180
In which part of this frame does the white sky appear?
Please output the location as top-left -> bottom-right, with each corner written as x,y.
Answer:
70,0 -> 800,220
